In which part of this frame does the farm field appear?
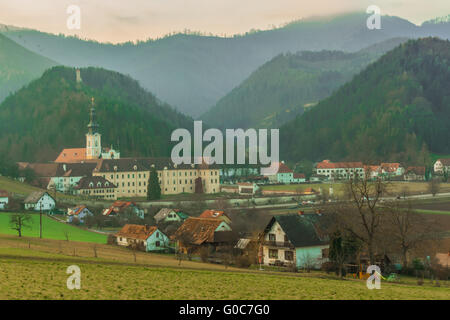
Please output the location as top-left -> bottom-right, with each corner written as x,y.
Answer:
0,247 -> 448,300
0,213 -> 107,244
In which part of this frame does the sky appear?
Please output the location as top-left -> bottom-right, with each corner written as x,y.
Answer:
0,0 -> 449,43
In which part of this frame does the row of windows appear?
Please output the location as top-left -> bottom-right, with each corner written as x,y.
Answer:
268,249 -> 293,261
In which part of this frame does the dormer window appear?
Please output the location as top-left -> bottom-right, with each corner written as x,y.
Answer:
89,182 -> 94,188
133,165 -> 137,171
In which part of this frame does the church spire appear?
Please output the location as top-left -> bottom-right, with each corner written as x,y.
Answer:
87,97 -> 99,134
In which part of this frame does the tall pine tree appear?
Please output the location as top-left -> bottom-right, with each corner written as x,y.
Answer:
147,166 -> 161,200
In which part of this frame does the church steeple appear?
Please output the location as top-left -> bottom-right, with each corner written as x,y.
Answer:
87,97 -> 99,134
86,97 -> 102,160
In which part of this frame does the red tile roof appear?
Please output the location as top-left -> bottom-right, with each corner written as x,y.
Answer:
115,224 -> 158,241
55,148 -> 87,163
293,173 -> 305,179
380,163 -> 401,172
199,210 -> 229,220
103,201 -> 136,216
0,190 -> 8,197
174,218 -> 226,245
277,163 -> 293,173
406,166 -> 426,175
316,160 -> 363,169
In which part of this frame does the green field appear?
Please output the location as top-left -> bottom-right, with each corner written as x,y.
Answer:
413,209 -> 450,215
0,213 -> 107,244
0,247 -> 448,300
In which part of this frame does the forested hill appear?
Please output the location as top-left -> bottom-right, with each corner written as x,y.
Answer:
280,38 -> 450,164
0,66 -> 193,162
0,33 -> 58,102
201,38 -> 408,129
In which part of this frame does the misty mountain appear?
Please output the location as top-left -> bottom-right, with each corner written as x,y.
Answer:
0,33 -> 58,102
201,38 -> 409,129
2,12 -> 449,117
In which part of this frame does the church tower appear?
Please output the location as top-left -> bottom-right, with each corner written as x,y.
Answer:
86,98 -> 102,159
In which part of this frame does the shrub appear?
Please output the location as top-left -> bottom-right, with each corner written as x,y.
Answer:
235,255 -> 252,268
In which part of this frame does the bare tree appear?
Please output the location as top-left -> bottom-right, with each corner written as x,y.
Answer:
428,178 -> 441,197
63,230 -> 70,241
382,202 -> 437,268
333,176 -> 386,265
9,213 -> 32,237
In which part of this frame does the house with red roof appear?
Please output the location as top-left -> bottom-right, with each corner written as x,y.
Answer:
115,224 -> 169,252
404,167 -> 426,181
267,162 -> 306,184
380,163 -> 405,178
67,205 -> 93,224
102,200 -> 144,219
199,210 -> 232,225
315,160 -> 365,180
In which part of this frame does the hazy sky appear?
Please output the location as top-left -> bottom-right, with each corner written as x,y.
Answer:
0,0 -> 449,43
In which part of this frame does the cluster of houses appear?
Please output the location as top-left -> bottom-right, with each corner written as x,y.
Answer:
313,160 -> 428,182
111,206 -> 329,270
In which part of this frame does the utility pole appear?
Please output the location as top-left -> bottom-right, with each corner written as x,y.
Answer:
39,202 -> 42,239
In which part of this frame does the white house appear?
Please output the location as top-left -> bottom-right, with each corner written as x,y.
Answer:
0,190 -> 9,210
315,160 -> 365,180
261,213 -> 329,269
434,159 -> 450,174
67,205 -> 93,224
24,191 -> 56,211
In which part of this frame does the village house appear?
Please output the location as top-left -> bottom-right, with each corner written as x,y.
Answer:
173,217 -> 234,254
404,166 -> 426,181
237,182 -> 259,195
380,163 -> 405,179
261,213 -> 329,269
48,162 -> 98,194
67,205 -> 93,224
102,200 -> 144,219
315,160 -> 365,180
434,158 -> 450,174
154,208 -> 189,224
0,190 -> 9,210
24,191 -> 56,211
199,210 -> 232,225
75,176 -> 117,200
115,224 -> 170,252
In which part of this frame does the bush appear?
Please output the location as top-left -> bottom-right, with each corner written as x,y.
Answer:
321,261 -> 337,274
199,247 -> 210,263
235,256 -> 252,268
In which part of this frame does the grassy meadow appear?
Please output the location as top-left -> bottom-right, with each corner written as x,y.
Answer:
0,213 -> 107,244
0,247 -> 448,300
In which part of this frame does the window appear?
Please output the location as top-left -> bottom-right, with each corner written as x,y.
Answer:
155,241 -> 160,247
268,234 -> 276,242
269,249 -> 278,259
285,251 -> 294,261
